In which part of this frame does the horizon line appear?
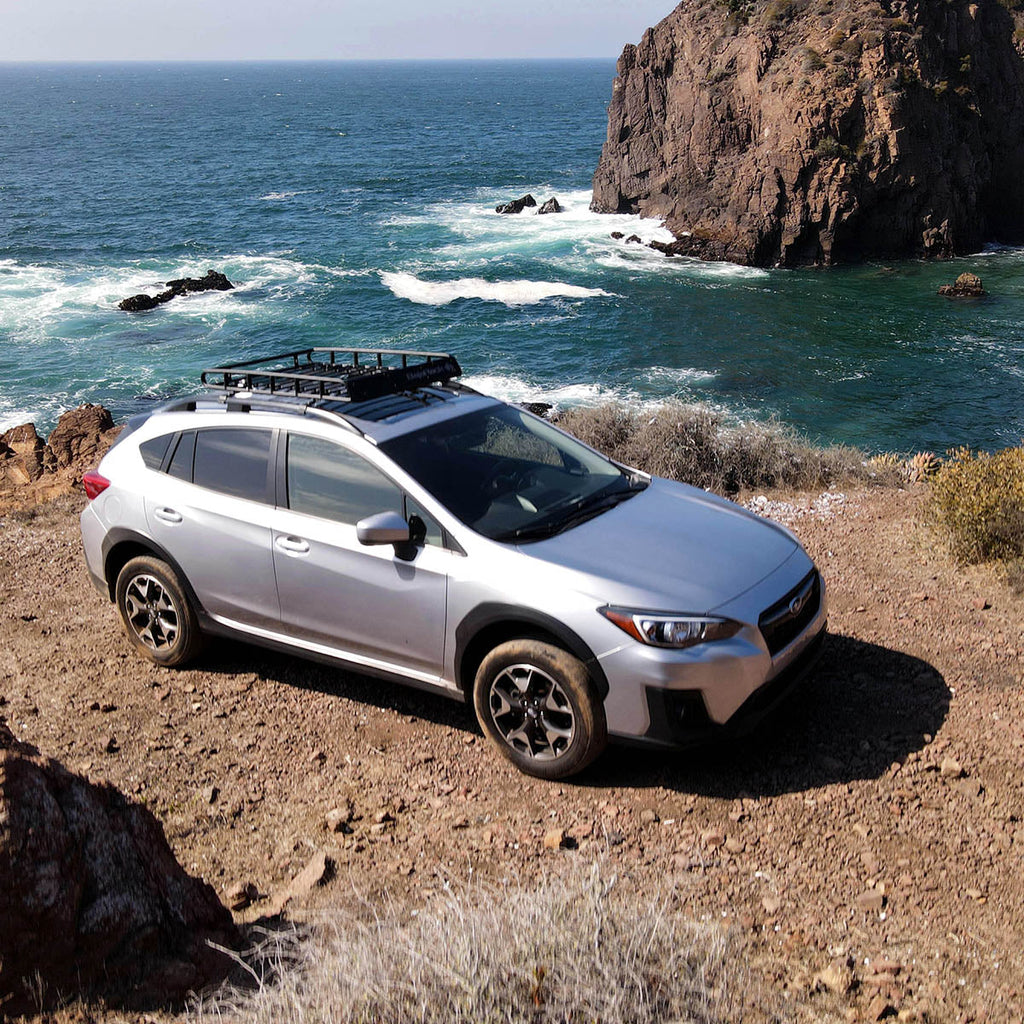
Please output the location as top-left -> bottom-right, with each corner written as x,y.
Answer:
0,55 -> 621,65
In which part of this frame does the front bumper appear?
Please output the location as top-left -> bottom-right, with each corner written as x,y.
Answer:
599,565 -> 827,748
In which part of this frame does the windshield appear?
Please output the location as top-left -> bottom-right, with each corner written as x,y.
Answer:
380,404 -> 644,542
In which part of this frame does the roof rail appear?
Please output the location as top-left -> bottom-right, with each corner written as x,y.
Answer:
200,347 -> 462,404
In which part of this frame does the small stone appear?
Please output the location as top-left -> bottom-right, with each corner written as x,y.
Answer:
640,809 -> 659,825
856,889 -> 885,913
326,802 -> 354,832
971,597 -> 991,611
725,836 -> 745,854
940,757 -> 963,778
954,778 -> 983,799
813,959 -> 854,995
762,895 -> 782,915
225,881 -> 257,911
450,816 -> 470,830
202,785 -> 219,805
543,828 -> 567,851
701,827 -> 725,848
287,850 -> 333,899
373,810 -> 395,825
868,993 -> 897,1020
911,591 -> 928,602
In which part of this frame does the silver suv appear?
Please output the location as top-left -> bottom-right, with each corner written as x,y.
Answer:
80,348 -> 826,779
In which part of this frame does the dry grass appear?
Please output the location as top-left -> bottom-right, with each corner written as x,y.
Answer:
190,863 -> 754,1024
556,401 -> 874,495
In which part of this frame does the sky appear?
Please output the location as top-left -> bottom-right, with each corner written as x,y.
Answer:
1,1 -> 677,61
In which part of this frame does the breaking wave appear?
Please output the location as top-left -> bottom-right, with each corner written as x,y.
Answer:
380,271 -> 612,307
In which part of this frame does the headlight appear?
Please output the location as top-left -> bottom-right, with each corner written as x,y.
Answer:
600,607 -> 742,649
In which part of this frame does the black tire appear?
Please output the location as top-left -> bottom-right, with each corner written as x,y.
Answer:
115,555 -> 203,667
472,639 -> 607,780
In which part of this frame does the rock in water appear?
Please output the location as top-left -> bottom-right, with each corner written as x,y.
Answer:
538,197 -> 562,214
119,269 -> 234,311
495,193 -> 537,214
0,719 -> 236,1013
938,272 -> 986,297
591,1 -> 1024,266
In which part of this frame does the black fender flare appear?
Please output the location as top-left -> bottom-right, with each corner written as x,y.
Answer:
454,602 -> 609,700
100,527 -> 207,616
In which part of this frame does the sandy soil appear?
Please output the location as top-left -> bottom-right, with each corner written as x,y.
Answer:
2,485 -> 1023,1023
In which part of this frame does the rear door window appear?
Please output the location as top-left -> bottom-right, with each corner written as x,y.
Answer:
192,428 -> 273,503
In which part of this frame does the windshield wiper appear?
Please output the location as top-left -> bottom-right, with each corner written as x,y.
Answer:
497,478 -> 647,543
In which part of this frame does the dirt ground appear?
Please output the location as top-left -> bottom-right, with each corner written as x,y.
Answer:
2,485 -> 1023,1023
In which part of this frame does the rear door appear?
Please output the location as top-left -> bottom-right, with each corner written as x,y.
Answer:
145,426 -> 280,628
269,431 -> 448,680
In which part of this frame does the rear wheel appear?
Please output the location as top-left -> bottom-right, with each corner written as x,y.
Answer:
115,555 -> 203,667
473,640 -> 607,779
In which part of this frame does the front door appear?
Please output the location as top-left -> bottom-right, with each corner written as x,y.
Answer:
270,433 -> 448,681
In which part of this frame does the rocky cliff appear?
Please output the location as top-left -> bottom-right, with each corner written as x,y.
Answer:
591,0 -> 1024,266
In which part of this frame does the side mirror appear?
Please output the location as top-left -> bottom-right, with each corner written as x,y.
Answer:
356,510 -> 411,546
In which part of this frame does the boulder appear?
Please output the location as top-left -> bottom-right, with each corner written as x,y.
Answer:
119,269 -> 234,311
47,403 -> 116,469
0,422 -> 51,483
592,1 -> 1024,266
938,272 -> 987,298
0,719 -> 237,1014
495,193 -> 537,215
537,197 -> 562,214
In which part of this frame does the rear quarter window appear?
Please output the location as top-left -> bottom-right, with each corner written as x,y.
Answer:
139,434 -> 173,470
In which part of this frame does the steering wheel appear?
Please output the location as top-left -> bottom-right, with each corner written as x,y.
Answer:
482,462 -> 534,498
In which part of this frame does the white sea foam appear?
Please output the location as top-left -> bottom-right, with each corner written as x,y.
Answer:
643,365 -> 718,386
383,189 -> 674,257
380,271 -> 612,307
461,373 -> 643,410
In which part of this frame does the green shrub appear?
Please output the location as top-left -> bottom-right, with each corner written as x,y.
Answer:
929,446 -> 1024,563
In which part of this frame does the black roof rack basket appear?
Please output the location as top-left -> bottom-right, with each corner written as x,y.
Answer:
201,347 -> 462,404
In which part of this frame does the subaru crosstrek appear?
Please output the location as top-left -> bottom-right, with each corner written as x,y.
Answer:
80,347 -> 826,779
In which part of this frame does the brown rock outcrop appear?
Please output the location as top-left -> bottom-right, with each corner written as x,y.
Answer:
591,0 -> 1024,266
938,271 -> 987,297
0,719 -> 237,1014
0,403 -> 121,508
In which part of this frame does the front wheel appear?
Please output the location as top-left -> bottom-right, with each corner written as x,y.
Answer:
115,555 -> 203,667
472,640 -> 607,779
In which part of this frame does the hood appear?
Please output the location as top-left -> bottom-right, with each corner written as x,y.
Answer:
519,477 -> 800,613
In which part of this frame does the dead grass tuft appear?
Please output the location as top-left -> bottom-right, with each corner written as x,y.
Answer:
190,863 -> 751,1024
556,401 -> 874,494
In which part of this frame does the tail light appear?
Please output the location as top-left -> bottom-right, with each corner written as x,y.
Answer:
82,471 -> 111,500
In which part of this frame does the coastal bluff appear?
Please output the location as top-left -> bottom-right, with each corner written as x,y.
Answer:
591,0 -> 1024,266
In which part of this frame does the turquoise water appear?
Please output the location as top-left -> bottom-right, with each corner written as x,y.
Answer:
1,60 -> 1022,452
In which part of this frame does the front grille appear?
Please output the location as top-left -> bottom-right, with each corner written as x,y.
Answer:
759,569 -> 821,656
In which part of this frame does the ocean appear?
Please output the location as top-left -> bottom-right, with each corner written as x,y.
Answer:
1,60 -> 1022,452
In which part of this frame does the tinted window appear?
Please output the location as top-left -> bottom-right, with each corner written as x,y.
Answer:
193,429 -> 272,502
287,435 -> 401,524
140,434 -> 172,470
167,431 -> 196,481
405,498 -> 443,547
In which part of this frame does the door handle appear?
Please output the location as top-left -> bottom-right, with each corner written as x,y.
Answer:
275,535 -> 310,555
154,507 -> 182,524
